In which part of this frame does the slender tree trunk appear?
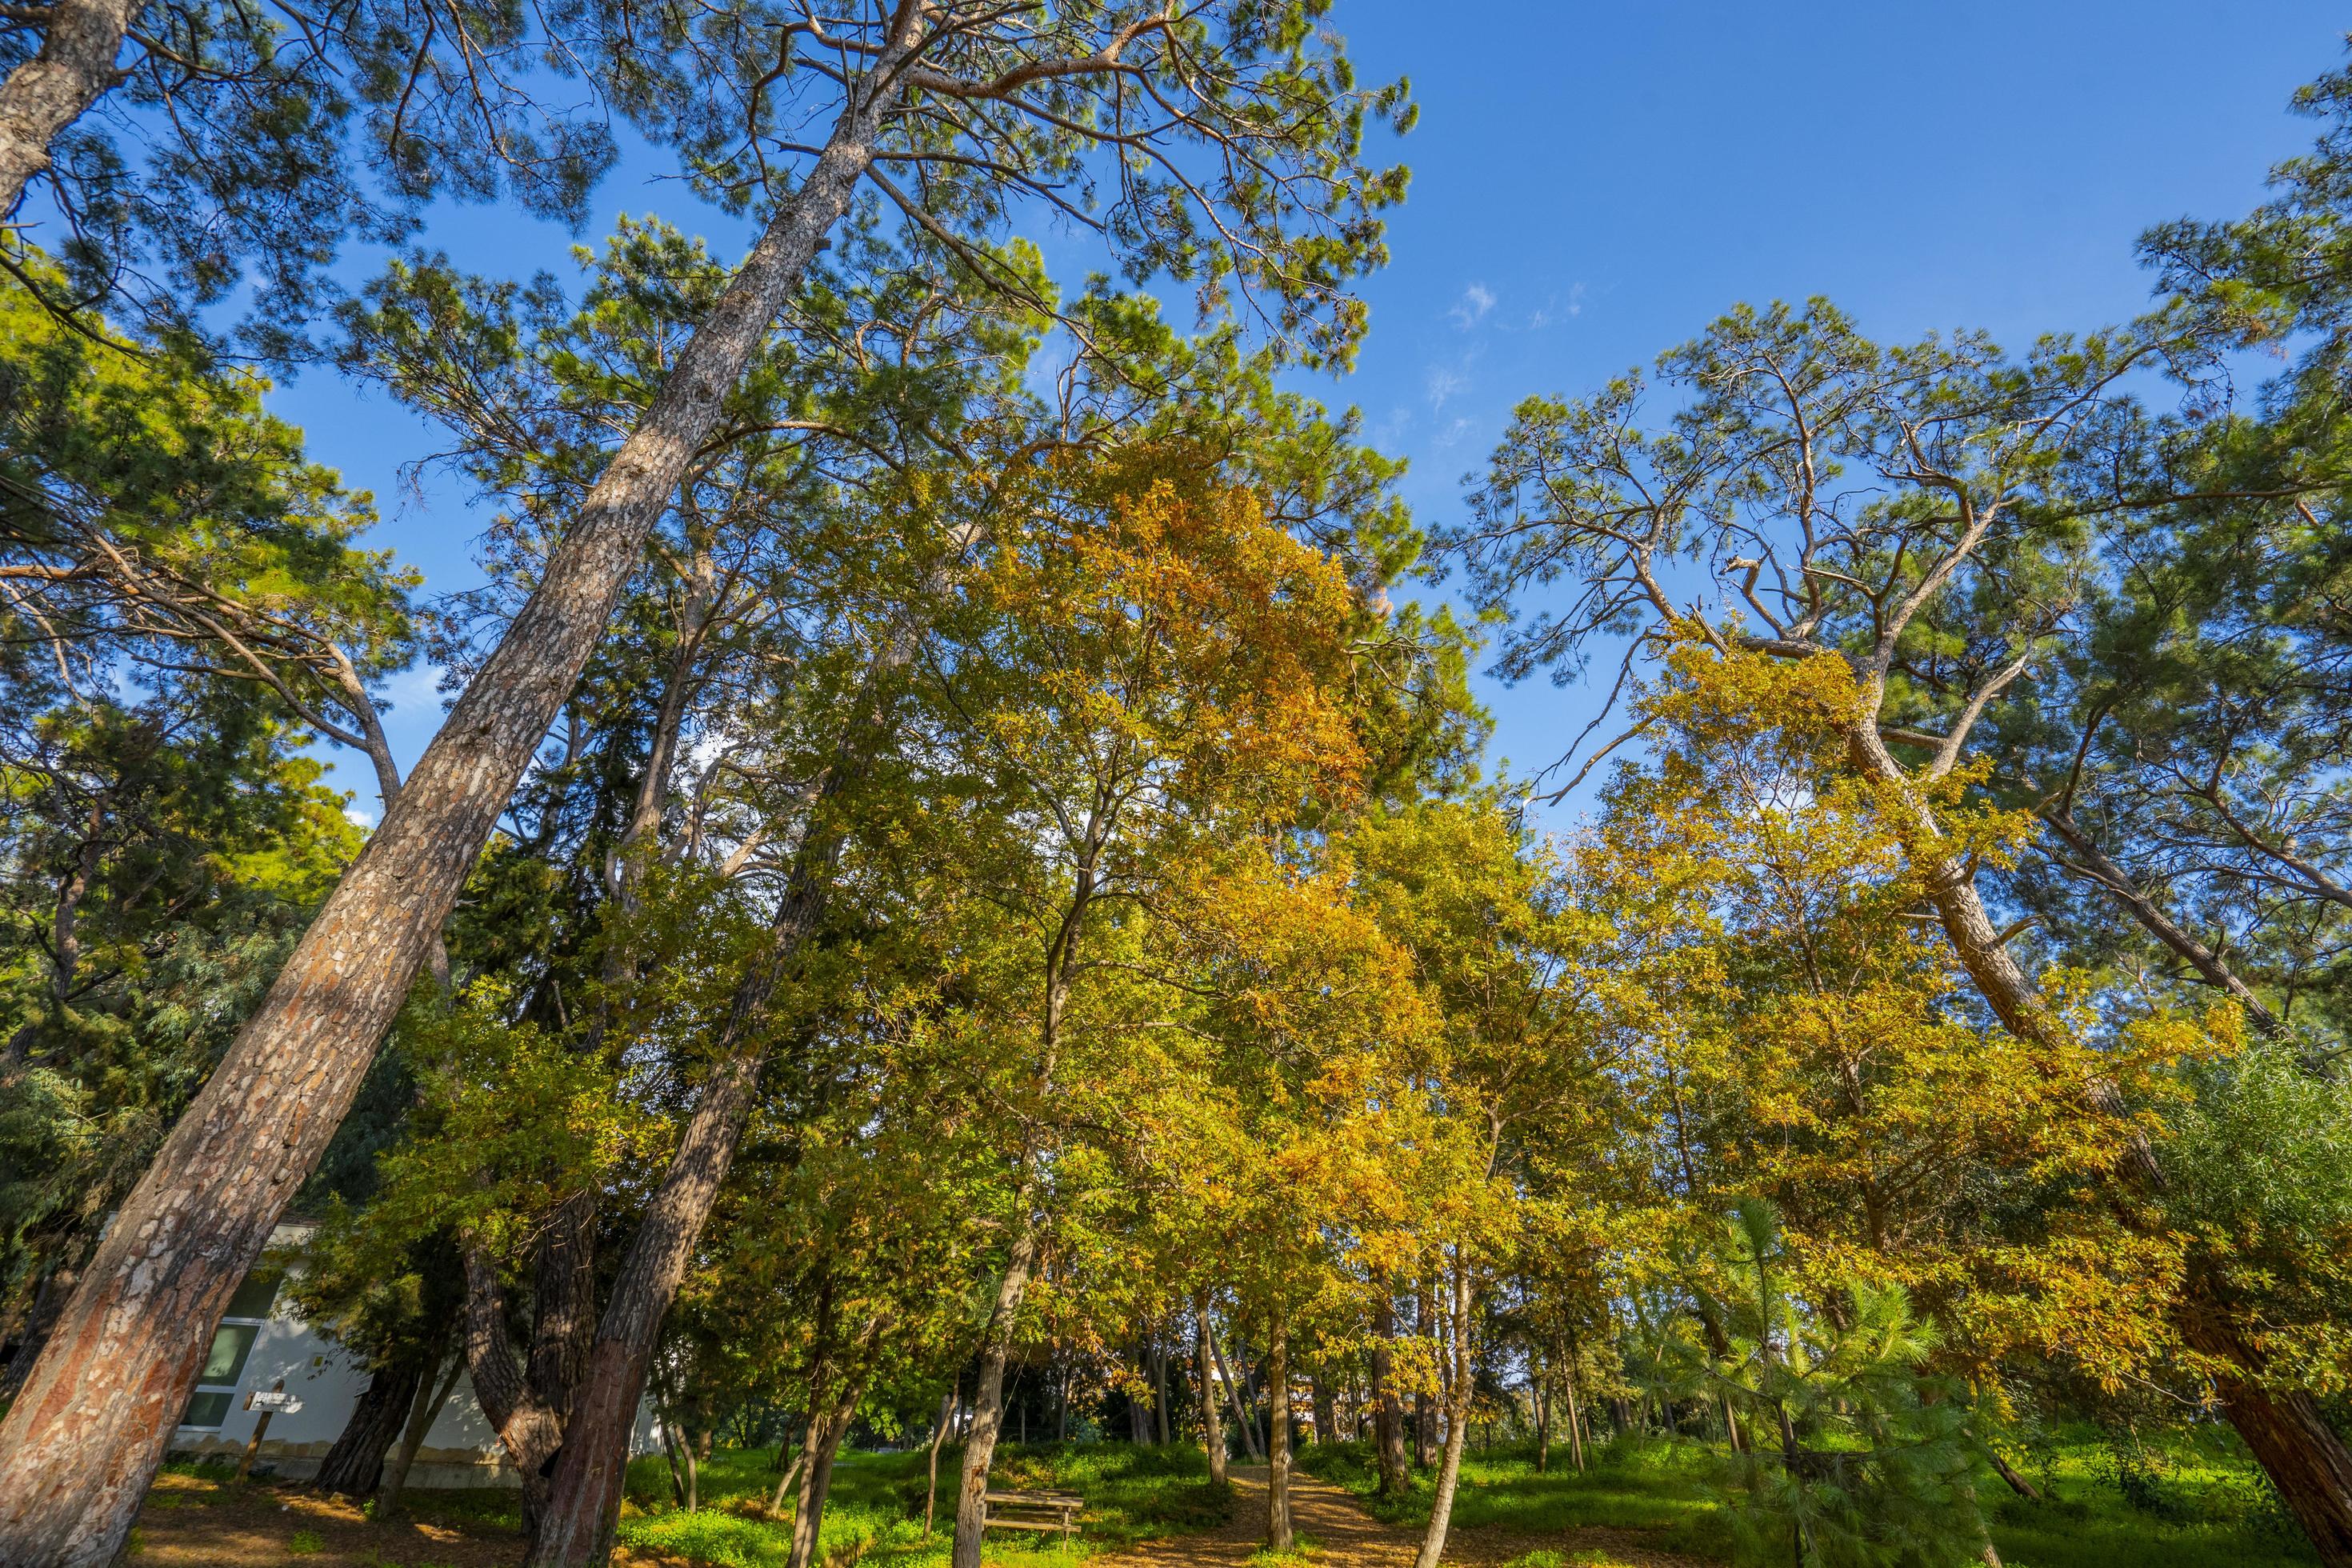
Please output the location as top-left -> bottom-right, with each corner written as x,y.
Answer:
924,1390 -> 954,1535
951,1184 -> 1040,1568
1209,1322 -> 1263,1461
379,1350 -> 462,1518
314,1358 -> 423,1495
787,1399 -> 857,1568
1310,1372 -> 1336,1447
661,1426 -> 689,1509
1561,1359 -> 1585,1474
1154,1340 -> 1172,1446
1129,1350 -> 1154,1444
1196,1299 -> 1228,1486
0,0 -> 140,217
1533,1359 -> 1549,1475
1265,1314 -> 1293,1551
1413,1278 -> 1437,1470
1412,1259 -> 1475,1568
769,1437 -> 808,1517
0,69 -> 904,1567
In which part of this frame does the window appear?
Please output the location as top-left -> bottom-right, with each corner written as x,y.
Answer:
177,1270 -> 282,1430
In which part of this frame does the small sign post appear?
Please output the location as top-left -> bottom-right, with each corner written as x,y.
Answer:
235,1379 -> 300,1483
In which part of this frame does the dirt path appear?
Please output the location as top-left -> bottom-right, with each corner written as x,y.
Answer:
1093,1469 -> 1704,1568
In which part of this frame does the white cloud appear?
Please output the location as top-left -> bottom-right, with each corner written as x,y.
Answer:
345,804 -> 379,828
1426,366 -> 1468,411
380,662 -> 450,718
1448,282 -> 1496,330
1529,283 -> 1587,331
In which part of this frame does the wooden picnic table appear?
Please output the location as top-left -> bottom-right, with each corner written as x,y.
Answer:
980,1489 -> 1085,1547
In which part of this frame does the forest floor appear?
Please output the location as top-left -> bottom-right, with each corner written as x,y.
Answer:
1094,1464 -> 1703,1568
124,1431 -> 2319,1568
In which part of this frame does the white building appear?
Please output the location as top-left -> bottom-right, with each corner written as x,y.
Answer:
167,1222 -> 659,1486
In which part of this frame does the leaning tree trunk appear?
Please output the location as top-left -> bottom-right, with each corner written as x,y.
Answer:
314,1358 -> 424,1495
1196,1299 -> 1229,1486
2180,1302 -> 2352,1566
1847,719 -> 2352,1565
0,0 -> 141,217
0,74 -> 902,1568
951,1189 -> 1041,1568
1209,1322 -> 1264,1462
1371,1294 -> 1406,1496
1265,1314 -> 1294,1551
522,1044 -> 770,1567
1412,1259 -> 1475,1568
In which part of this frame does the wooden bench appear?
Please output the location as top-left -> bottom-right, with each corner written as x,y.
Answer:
981,1490 -> 1084,1546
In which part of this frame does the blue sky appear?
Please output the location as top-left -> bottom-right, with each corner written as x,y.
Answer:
281,2 -> 2350,818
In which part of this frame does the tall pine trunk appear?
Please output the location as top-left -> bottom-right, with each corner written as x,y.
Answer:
0,72 -> 903,1568
1412,1258 -> 1474,1568
2180,1304 -> 2352,1565
1850,718 -> 2352,1566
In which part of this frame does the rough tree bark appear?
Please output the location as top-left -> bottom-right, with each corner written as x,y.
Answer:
2180,1302 -> 2352,1566
1412,1258 -> 1474,1568
0,58 -> 900,1567
1309,1371 -> 1336,1447
314,1358 -> 424,1495
1195,1300 -> 1228,1486
1265,1315 -> 1293,1552
0,0 -> 140,217
1370,1294 -> 1406,1496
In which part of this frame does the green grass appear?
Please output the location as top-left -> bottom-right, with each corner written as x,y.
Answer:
1296,1435 -> 1718,1538
1297,1430 -> 2323,1568
288,1526 -> 326,1554
613,1441 -> 1231,1568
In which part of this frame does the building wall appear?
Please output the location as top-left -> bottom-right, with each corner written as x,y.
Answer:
166,1223 -> 659,1486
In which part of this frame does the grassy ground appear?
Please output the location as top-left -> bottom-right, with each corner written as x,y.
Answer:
1294,1430 -> 2322,1568
126,1442 -> 1228,1568
613,1441 -> 1231,1568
